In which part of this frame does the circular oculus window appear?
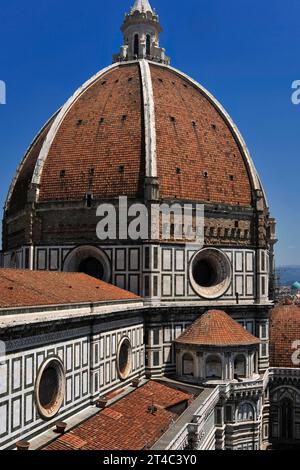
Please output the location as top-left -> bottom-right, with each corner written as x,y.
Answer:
189,248 -> 232,299
35,358 -> 65,420
117,337 -> 132,381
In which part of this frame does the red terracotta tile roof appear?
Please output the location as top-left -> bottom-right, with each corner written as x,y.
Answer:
0,269 -> 139,309
270,304 -> 300,368
176,310 -> 260,347
43,381 -> 193,451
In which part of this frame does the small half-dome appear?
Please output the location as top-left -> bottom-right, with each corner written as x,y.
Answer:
176,309 -> 260,347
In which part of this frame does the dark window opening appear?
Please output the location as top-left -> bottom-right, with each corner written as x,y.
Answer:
86,193 -> 93,208
119,342 -> 130,376
144,276 -> 150,296
146,34 -> 151,56
281,398 -> 294,440
153,351 -> 160,366
134,34 -> 139,57
153,329 -> 160,345
153,276 -> 158,296
25,248 -> 30,269
39,366 -> 59,410
226,406 -> 232,422
78,257 -> 104,280
193,259 -> 218,288
144,247 -> 150,269
215,409 -> 222,425
153,247 -> 158,269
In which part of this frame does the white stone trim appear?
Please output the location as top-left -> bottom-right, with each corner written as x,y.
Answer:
31,61 -> 137,189
0,302 -> 145,328
148,61 -> 263,196
139,59 -> 157,178
4,111 -> 59,211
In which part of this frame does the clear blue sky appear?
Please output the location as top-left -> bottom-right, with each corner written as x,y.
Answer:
0,0 -> 299,266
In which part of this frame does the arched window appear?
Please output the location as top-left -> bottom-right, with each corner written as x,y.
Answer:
234,354 -> 246,378
237,403 -> 255,422
182,353 -> 194,376
146,34 -> 151,56
280,397 -> 294,440
134,34 -> 139,57
205,355 -> 222,379
63,245 -> 111,282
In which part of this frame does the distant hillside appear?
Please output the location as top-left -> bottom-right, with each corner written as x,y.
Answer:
276,266 -> 300,287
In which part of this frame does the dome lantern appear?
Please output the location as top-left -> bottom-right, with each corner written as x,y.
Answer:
113,0 -> 170,64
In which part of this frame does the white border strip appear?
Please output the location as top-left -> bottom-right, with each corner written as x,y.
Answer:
4,111 -> 59,211
139,59 -> 157,178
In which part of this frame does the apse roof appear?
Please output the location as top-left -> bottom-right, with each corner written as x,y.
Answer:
176,310 -> 261,347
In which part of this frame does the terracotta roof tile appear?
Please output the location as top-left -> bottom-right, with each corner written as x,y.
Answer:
43,381 -> 193,451
150,64 -> 253,206
175,309 -> 260,347
0,269 -> 139,309
270,304 -> 300,368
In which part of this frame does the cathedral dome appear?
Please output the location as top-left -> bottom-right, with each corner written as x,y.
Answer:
3,0 -> 272,270
5,60 -> 262,215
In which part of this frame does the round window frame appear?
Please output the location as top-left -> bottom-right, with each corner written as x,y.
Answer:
117,337 -> 133,381
189,248 -> 232,300
35,357 -> 66,421
63,245 -> 111,283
